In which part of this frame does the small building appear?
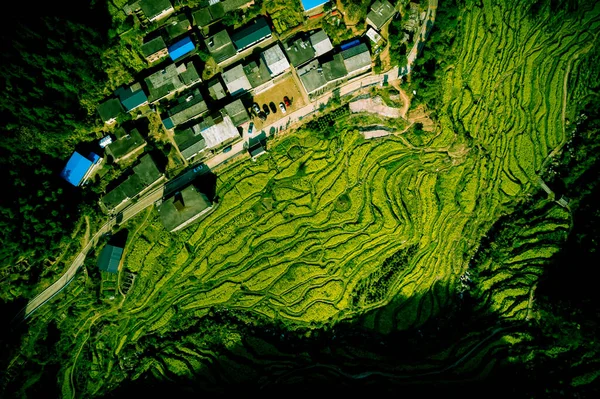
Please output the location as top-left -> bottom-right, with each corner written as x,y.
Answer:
205,30 -> 236,64
243,60 -> 271,88
102,154 -> 163,212
162,88 -> 208,129
141,36 -> 168,63
222,64 -> 252,96
165,14 -> 191,40
366,27 -> 385,46
249,142 -> 266,160
140,0 -> 174,22
99,135 -> 113,149
145,61 -> 201,103
207,78 -> 227,100
97,98 -> 124,124
61,151 -> 102,187
300,0 -> 330,13
231,17 -> 272,52
115,83 -> 149,112
174,125 -> 208,161
261,44 -> 290,77
309,30 -> 333,57
366,0 -> 396,30
105,128 -> 146,163
158,185 -> 213,232
224,99 -> 250,126
341,42 -> 372,76
284,36 -> 315,67
168,36 -> 195,61
97,244 -> 124,274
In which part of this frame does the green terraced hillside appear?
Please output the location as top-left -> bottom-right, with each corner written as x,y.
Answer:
5,0 -> 600,397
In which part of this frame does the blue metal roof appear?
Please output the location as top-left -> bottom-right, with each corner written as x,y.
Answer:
300,0 -> 329,11
60,152 -> 94,187
169,36 -> 195,60
340,39 -> 361,51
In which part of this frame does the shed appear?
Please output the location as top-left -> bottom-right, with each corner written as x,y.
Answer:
97,245 -> 124,274
168,36 -> 195,61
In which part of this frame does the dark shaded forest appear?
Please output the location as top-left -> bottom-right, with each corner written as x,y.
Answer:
0,1 -> 114,301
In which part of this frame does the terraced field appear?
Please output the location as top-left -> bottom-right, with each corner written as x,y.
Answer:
10,1 -> 600,397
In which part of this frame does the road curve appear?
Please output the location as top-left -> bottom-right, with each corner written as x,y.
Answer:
23,0 -> 438,319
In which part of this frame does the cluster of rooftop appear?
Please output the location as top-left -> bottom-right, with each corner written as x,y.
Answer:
205,17 -> 273,65
101,154 -> 164,212
297,41 -> 372,97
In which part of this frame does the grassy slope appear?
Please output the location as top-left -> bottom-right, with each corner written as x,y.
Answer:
6,0 -> 600,397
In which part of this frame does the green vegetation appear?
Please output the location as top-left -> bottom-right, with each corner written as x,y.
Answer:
2,0 -> 600,397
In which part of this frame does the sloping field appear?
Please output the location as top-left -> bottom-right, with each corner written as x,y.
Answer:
22,1 -> 600,396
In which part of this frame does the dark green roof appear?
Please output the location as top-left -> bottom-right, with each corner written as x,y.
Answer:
193,8 -> 213,26
102,154 -> 161,210
205,30 -> 236,63
158,185 -> 213,232
174,127 -> 207,160
106,128 -> 146,160
97,245 -> 123,273
141,36 -> 167,57
165,14 -> 191,40
140,0 -> 173,20
97,98 -> 123,123
283,37 -> 315,67
366,0 -> 395,29
165,89 -> 208,126
231,17 -> 272,51
209,3 -> 225,19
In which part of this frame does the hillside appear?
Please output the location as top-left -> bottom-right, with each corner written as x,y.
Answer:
2,0 -> 600,397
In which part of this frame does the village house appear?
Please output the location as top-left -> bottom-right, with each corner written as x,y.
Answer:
158,185 -> 214,232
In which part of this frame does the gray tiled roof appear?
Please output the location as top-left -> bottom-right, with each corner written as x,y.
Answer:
224,99 -> 250,126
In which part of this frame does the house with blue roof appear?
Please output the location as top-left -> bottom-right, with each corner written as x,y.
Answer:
115,83 -> 149,112
60,151 -> 102,187
300,0 -> 330,13
168,36 -> 195,61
